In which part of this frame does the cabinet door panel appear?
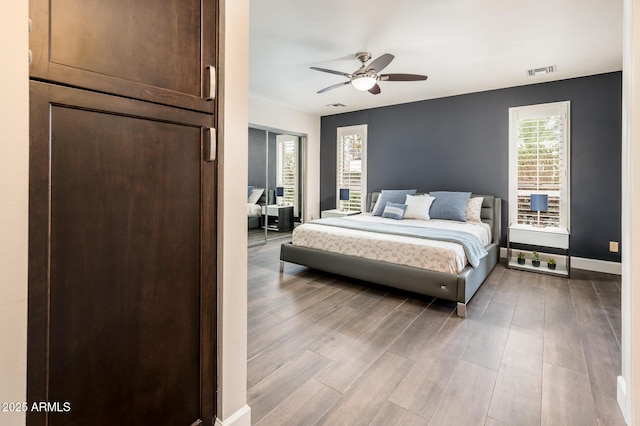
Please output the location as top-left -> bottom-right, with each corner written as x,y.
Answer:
28,82 -> 216,426
30,0 -> 217,113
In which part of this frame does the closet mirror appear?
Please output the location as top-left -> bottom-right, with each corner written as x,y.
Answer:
248,126 -> 305,245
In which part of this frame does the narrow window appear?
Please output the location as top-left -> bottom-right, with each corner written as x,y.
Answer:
509,101 -> 570,228
337,125 -> 367,212
276,134 -> 299,216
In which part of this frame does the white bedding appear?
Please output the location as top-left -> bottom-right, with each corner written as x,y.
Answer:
291,214 -> 492,274
247,203 -> 262,217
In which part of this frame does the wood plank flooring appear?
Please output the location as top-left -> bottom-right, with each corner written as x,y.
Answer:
247,241 -> 625,425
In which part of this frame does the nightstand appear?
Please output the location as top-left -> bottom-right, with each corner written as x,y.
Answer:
261,204 -> 294,231
507,224 -> 570,277
321,209 -> 361,218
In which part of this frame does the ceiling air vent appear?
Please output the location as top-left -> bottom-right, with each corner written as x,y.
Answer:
526,65 -> 556,76
327,103 -> 346,108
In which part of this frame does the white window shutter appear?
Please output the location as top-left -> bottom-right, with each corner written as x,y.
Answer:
509,101 -> 570,229
337,125 -> 367,212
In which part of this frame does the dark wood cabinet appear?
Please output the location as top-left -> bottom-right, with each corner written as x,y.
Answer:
28,82 -> 216,425
28,1 -> 218,423
30,0 -> 217,113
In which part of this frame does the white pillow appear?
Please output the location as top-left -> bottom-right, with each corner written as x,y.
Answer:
465,196 -> 484,223
248,187 -> 264,204
403,194 -> 435,220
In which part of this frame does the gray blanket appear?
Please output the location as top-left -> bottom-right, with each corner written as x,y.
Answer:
309,217 -> 487,268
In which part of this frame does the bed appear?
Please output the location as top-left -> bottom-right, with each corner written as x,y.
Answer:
248,187 -> 265,229
279,191 -> 501,317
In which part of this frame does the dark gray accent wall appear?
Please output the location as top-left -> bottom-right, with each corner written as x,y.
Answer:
248,127 -> 276,190
320,72 -> 622,262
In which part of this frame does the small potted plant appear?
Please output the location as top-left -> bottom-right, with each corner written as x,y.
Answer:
547,257 -> 557,270
517,252 -> 526,265
531,251 -> 541,267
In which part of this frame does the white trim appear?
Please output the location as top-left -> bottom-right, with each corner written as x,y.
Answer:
508,101 -> 571,229
621,0 -> 640,422
276,134 -> 299,216
215,404 -> 251,426
570,257 -> 622,275
618,376 -> 629,425
499,247 -> 622,275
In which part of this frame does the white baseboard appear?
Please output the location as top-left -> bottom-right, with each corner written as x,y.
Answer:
499,248 -> 622,275
215,405 -> 251,426
571,257 -> 622,275
617,376 -> 630,424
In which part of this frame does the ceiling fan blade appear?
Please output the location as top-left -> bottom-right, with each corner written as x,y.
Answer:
368,84 -> 381,95
379,73 -> 428,82
317,81 -> 350,94
366,53 -> 394,73
310,66 -> 351,78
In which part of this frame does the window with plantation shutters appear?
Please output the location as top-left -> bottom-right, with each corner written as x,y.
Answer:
276,134 -> 299,216
337,125 -> 367,212
509,101 -> 570,229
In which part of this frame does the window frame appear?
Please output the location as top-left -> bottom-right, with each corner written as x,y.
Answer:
276,134 -> 299,216
508,101 -> 571,229
336,124 -> 367,212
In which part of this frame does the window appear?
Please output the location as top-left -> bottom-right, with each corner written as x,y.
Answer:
337,125 -> 367,211
509,101 -> 570,228
276,134 -> 299,216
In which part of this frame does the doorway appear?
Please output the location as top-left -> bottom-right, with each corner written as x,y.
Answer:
248,126 -> 306,245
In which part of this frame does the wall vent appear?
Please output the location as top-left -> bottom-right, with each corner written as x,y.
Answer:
526,65 -> 556,76
327,103 -> 346,108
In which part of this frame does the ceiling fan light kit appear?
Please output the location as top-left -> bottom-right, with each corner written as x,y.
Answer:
351,74 -> 377,91
311,52 -> 428,95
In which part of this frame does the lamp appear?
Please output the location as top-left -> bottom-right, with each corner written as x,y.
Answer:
276,186 -> 284,206
351,75 -> 377,91
530,194 -> 548,227
339,188 -> 350,211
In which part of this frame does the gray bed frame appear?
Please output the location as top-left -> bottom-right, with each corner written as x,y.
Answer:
279,193 -> 501,318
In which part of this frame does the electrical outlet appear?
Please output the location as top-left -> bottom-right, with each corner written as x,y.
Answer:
610,241 -> 619,253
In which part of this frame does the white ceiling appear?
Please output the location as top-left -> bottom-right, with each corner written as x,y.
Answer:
249,0 -> 622,116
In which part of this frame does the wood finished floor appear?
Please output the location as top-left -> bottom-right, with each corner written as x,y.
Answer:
247,241 -> 625,426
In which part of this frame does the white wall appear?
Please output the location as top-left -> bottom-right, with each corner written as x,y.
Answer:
619,0 -> 640,423
0,1 -> 29,426
249,97 -> 321,220
217,0 -> 251,425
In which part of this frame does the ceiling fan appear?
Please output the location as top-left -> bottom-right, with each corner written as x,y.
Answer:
310,52 -> 428,95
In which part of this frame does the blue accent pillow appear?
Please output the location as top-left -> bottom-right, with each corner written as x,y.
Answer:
372,189 -> 417,216
381,202 -> 407,220
248,185 -> 254,197
429,191 -> 472,221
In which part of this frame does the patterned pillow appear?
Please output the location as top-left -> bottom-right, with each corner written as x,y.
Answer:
429,191 -> 472,221
381,202 -> 407,220
372,189 -> 417,216
248,187 -> 264,204
404,194 -> 435,220
465,197 -> 484,223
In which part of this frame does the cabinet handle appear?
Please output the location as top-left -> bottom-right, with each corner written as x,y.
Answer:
206,65 -> 216,101
205,128 -> 216,162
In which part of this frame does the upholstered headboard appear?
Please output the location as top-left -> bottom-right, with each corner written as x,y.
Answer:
365,192 -> 501,245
